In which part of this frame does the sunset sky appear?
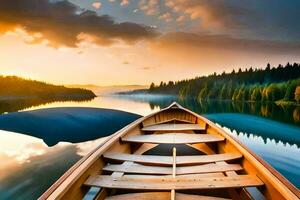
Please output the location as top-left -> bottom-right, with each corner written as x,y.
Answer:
0,0 -> 300,86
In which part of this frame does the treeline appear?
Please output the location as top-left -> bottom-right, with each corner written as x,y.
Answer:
149,63 -> 300,104
0,75 -> 96,99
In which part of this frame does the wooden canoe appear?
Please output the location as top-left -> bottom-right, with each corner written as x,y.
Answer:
39,102 -> 300,200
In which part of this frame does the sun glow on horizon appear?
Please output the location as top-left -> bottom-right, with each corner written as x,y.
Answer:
0,0 -> 299,86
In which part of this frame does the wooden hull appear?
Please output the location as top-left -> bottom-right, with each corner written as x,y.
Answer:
39,102 -> 300,200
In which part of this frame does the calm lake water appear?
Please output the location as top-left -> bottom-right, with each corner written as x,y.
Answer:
0,95 -> 299,199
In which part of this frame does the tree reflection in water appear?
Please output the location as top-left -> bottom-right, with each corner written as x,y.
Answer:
0,96 -> 95,114
124,95 -> 300,126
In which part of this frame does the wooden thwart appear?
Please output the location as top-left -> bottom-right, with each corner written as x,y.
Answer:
39,102 -> 300,200
121,173 -> 226,179
103,152 -> 242,166
105,192 -> 231,200
122,133 -> 224,144
84,175 -> 264,190
142,123 -> 205,132
103,162 -> 242,175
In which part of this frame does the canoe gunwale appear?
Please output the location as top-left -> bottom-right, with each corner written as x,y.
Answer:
38,104 -> 175,200
176,102 -> 300,199
39,102 -> 300,200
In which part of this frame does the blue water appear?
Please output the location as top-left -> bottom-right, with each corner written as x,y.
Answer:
206,113 -> 300,188
0,95 -> 299,200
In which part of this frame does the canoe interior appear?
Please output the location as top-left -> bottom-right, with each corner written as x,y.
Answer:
39,102 -> 300,200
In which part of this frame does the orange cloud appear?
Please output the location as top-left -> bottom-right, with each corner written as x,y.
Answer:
0,0 -> 157,48
159,12 -> 173,22
146,32 -> 300,76
139,0 -> 159,15
164,0 -> 247,29
120,0 -> 129,6
92,2 -> 102,9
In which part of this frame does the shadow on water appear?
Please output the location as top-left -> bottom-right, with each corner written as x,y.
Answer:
0,107 -> 141,146
0,107 -> 141,199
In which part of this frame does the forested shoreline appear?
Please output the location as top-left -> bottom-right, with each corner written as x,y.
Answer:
148,63 -> 300,105
0,76 -> 96,99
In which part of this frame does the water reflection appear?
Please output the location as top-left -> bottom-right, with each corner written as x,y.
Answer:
218,125 -> 300,188
2,95 -> 299,127
0,130 -> 107,200
206,113 -> 300,147
115,95 -> 300,126
0,96 -> 95,114
21,96 -> 159,116
0,95 -> 299,199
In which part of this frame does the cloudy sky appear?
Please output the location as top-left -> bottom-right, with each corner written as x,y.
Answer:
0,0 -> 300,85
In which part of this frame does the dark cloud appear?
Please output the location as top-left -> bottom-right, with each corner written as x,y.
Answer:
154,32 -> 300,55
165,0 -> 300,42
165,0 -> 252,29
0,0 -> 158,47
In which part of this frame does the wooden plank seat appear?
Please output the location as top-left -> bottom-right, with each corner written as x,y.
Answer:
122,133 -> 224,144
121,173 -> 226,179
84,175 -> 264,190
103,162 -> 243,175
103,152 -> 242,166
142,123 -> 205,132
105,192 -> 231,200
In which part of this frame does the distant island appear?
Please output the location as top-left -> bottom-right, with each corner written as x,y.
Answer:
122,63 -> 300,105
0,75 -> 96,100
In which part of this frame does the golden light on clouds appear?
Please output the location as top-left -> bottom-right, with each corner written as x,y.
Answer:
92,2 -> 102,9
0,0 -> 299,85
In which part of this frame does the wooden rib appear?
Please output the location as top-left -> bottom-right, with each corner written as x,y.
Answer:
103,152 -> 242,166
142,123 -> 205,131
105,192 -> 231,200
216,161 -> 244,200
103,163 -> 243,175
84,175 -> 264,190
122,133 -> 224,144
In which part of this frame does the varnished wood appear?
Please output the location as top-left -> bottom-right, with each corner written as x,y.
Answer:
84,175 -> 264,190
122,133 -> 224,144
172,147 -> 176,200
133,143 -> 159,155
103,162 -> 243,175
142,123 -> 205,132
39,102 -> 300,200
121,173 -> 226,179
103,152 -> 242,166
144,118 -> 195,126
105,192 -> 231,200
